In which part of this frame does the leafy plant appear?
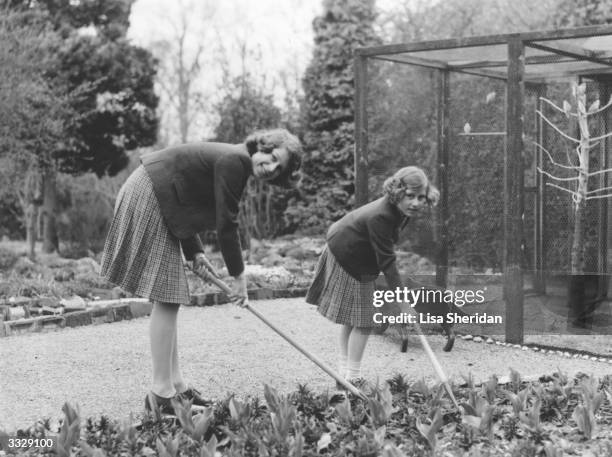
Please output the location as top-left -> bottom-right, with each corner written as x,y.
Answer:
367,382 -> 396,427
199,434 -> 219,457
518,398 -> 543,436
381,443 -> 408,457
482,375 -> 498,404
117,415 -> 138,449
387,373 -> 411,397
57,402 -> 81,457
80,440 -> 107,457
156,434 -> 180,457
171,397 -> 214,443
461,391 -> 496,439
427,383 -> 448,411
509,368 -> 522,394
543,440 -> 564,457
228,396 -> 252,429
572,376 -> 606,439
287,425 -> 305,457
349,424 -> 387,456
335,397 -> 354,425
504,387 -> 530,418
410,378 -> 432,399
416,407 -> 443,451
270,395 -> 297,443
572,404 -> 597,440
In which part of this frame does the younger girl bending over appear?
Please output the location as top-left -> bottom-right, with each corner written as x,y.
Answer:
306,166 -> 439,386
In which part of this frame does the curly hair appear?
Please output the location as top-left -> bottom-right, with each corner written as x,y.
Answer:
244,128 -> 303,188
382,166 -> 439,206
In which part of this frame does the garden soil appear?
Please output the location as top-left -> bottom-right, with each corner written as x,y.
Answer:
1,298 -> 612,432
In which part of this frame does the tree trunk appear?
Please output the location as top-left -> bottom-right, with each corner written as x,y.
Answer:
25,203 -> 38,261
567,85 -> 597,330
570,197 -> 586,275
21,168 -> 44,261
42,169 -> 59,253
568,198 -> 590,329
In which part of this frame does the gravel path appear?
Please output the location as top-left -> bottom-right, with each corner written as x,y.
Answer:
1,298 -> 611,432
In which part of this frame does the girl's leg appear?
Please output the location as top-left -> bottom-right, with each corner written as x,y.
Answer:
171,327 -> 187,394
338,325 -> 352,377
150,301 -> 180,398
347,327 -> 371,379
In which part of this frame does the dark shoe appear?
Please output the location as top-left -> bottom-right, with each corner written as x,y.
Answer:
144,392 -> 176,418
177,387 -> 212,407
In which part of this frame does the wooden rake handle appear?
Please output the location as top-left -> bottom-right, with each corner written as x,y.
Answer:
405,307 -> 460,409
189,265 -> 367,400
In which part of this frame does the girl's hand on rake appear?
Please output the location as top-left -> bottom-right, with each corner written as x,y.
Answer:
230,273 -> 249,307
193,253 -> 220,280
231,296 -> 248,307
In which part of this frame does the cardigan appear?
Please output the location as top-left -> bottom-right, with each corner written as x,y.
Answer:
141,142 -> 252,276
327,196 -> 407,289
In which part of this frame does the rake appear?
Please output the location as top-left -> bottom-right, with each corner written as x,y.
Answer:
403,305 -> 460,409
189,265 -> 367,400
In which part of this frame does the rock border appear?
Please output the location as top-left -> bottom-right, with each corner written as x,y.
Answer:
0,299 -> 153,337
0,288 -> 309,338
457,333 -> 612,365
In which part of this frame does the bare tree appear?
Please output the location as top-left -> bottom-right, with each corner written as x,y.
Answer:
536,83 -> 612,273
380,0 -> 562,42
151,0 -> 217,143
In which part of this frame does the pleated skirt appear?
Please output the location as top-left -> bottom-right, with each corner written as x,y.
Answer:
100,165 -> 190,304
306,246 -> 381,329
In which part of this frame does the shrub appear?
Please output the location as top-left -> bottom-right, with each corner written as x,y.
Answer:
0,246 -> 18,271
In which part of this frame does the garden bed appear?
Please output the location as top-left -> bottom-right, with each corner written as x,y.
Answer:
2,368 -> 612,456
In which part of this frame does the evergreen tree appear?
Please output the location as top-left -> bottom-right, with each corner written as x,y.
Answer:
0,7 -> 70,256
4,0 -> 158,252
285,0 -> 381,233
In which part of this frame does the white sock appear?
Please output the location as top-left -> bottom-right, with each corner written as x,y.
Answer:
347,361 -> 361,379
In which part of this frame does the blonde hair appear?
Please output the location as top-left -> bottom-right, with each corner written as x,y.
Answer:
382,166 -> 439,206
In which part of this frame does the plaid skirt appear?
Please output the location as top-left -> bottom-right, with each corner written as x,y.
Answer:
100,165 -> 190,304
306,246 -> 382,329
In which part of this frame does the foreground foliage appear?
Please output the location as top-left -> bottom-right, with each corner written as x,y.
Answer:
3,370 -> 612,456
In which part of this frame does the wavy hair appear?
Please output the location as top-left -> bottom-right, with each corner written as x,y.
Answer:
382,166 -> 439,206
244,128 -> 303,188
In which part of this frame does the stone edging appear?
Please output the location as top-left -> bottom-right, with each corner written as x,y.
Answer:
0,288 -> 309,338
457,333 -> 612,365
0,299 -> 153,338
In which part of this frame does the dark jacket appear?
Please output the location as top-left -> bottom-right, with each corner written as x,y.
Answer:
327,196 -> 407,289
141,142 -> 252,276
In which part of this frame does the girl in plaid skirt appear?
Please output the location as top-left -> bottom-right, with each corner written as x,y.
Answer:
101,129 -> 302,415
306,166 -> 439,385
